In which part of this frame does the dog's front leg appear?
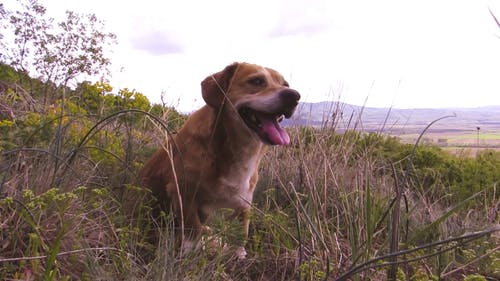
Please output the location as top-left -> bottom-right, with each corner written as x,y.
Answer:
180,207 -> 204,254
168,183 -> 204,255
229,208 -> 251,259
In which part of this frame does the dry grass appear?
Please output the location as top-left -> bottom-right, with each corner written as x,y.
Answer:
0,107 -> 499,281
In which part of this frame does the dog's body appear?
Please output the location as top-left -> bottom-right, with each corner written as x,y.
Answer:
139,62 -> 300,257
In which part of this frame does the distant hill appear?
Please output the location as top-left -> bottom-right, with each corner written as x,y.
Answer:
286,102 -> 500,134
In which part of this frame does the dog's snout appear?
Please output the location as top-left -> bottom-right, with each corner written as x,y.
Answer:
279,89 -> 300,106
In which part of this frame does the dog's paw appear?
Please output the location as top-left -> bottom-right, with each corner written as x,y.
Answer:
235,246 -> 247,260
201,225 -> 213,235
180,239 -> 198,256
202,235 -> 225,253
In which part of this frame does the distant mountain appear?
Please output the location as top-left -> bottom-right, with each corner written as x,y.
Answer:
285,102 -> 500,134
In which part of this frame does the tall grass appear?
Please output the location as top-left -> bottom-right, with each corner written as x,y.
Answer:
1,104 -> 499,280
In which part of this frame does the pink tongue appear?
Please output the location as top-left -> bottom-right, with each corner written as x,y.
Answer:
260,118 -> 290,145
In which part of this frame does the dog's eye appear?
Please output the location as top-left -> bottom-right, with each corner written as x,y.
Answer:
283,81 -> 289,87
248,77 -> 266,86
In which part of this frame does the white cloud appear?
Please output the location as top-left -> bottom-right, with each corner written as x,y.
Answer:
269,0 -> 332,37
130,31 -> 184,55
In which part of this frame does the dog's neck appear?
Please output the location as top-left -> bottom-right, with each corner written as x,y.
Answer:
179,105 -> 265,175
211,105 -> 264,164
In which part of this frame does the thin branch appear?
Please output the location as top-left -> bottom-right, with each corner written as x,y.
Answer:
335,226 -> 499,281
441,245 -> 500,278
1,147 -> 83,181
0,247 -> 121,263
489,7 -> 500,29
403,113 -> 456,185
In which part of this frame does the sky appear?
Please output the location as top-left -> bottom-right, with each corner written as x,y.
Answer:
35,0 -> 500,111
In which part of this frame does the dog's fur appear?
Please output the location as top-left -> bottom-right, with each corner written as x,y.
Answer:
139,62 -> 300,257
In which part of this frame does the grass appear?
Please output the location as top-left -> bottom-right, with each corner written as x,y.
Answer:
1,107 -> 499,280
447,133 -> 500,140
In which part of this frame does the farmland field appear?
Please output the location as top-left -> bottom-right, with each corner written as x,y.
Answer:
394,130 -> 500,157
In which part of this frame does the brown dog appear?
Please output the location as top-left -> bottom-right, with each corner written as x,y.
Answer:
139,62 -> 300,258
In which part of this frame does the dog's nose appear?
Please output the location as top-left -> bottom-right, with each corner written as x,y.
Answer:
279,89 -> 300,106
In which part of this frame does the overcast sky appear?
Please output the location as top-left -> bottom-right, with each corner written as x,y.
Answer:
38,0 -> 500,111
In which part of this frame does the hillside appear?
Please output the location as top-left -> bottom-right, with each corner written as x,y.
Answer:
290,102 -> 500,134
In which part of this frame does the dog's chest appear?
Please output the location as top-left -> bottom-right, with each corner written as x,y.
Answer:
213,153 -> 260,209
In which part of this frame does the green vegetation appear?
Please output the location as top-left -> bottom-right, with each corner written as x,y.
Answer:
1,1 -> 499,280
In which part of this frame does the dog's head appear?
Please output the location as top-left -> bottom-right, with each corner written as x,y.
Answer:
201,62 -> 300,146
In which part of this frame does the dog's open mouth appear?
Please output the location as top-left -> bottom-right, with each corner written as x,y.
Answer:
239,108 -> 291,145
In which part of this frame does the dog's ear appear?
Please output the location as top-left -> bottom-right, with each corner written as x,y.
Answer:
201,62 -> 239,108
